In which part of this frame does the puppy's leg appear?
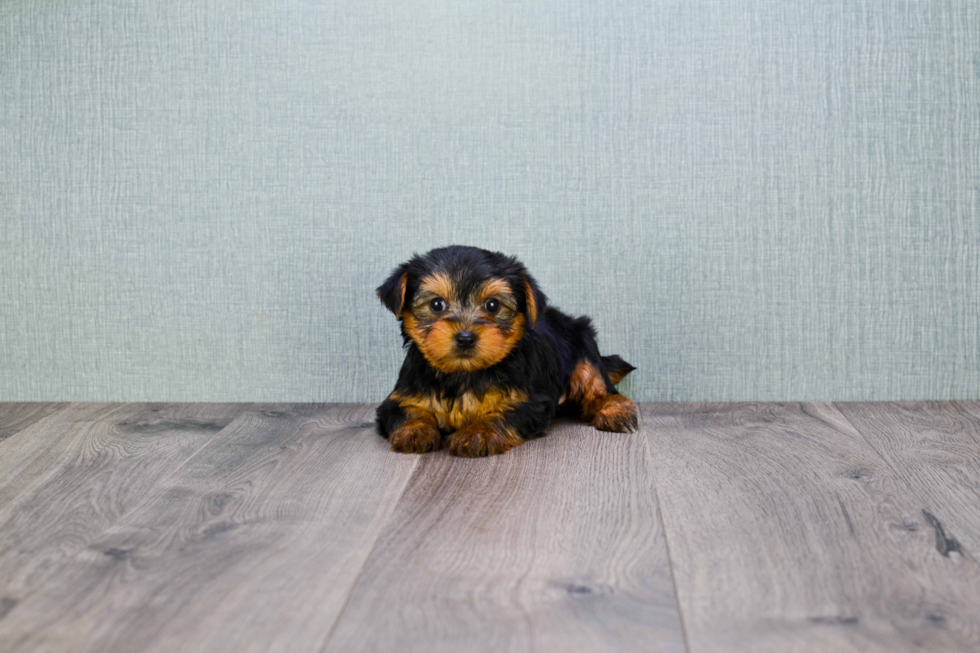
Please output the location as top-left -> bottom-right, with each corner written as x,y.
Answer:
447,419 -> 522,457
567,359 -> 638,433
448,398 -> 554,458
376,394 -> 442,453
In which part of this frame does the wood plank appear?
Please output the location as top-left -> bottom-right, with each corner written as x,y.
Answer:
0,403 -> 245,601
0,404 -> 419,653
643,402 -> 980,653
322,419 -> 686,653
0,403 -> 69,441
835,401 -> 980,556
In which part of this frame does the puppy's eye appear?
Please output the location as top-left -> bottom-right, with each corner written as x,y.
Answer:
484,298 -> 500,314
429,298 -> 447,313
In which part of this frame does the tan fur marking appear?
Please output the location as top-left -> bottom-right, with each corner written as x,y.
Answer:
401,313 -> 429,358
401,311 -> 419,334
411,313 -> 525,373
474,278 -> 511,305
522,273 -> 538,326
389,416 -> 442,453
391,388 -> 528,431
591,395 -> 638,432
448,421 -> 524,457
396,272 -> 408,313
403,274 -> 524,373
418,319 -> 460,371
564,361 -> 638,431
419,272 -> 455,304
567,360 -> 608,419
607,368 -> 628,385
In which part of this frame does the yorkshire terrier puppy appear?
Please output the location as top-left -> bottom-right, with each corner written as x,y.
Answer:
376,245 -> 637,457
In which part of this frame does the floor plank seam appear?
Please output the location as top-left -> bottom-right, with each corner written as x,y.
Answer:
638,414 -> 693,653
7,402 -> 980,652
951,402 -> 980,449
314,452 -> 423,653
0,404 -> 251,620
829,402 -> 917,493
0,403 -> 73,444
118,404 -> 253,504
823,402 -> 973,561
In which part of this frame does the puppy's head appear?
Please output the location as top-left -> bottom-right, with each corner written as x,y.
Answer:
377,246 -> 547,373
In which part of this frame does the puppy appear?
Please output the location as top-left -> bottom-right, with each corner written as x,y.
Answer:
376,246 -> 637,457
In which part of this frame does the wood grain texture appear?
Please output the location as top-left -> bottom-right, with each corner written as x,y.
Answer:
0,403 -> 245,600
643,402 -> 980,653
322,419 -> 686,653
4,402 -> 980,652
0,403 -> 69,441
835,402 -> 980,556
0,404 -> 419,653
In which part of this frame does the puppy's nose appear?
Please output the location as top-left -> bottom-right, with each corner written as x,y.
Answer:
455,331 -> 477,349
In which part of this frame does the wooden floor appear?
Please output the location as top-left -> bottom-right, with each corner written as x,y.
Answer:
0,403 -> 978,652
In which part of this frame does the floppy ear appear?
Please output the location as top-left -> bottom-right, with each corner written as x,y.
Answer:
521,272 -> 547,328
377,263 -> 410,316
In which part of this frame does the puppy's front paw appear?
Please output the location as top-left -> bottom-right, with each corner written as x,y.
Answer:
448,421 -> 524,457
592,395 -> 638,433
390,419 -> 442,453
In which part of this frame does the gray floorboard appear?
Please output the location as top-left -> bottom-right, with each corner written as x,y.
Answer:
835,402 -> 980,558
0,403 -> 69,441
0,404 -> 419,653
0,403 -> 245,601
642,402 -> 980,653
1,402 -> 978,652
322,418 -> 686,653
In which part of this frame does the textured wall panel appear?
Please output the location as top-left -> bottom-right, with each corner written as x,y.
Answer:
1,0 -> 978,401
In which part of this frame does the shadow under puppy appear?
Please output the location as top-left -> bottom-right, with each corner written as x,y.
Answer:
376,245 -> 637,457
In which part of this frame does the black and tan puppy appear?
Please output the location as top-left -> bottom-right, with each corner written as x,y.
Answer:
376,245 -> 637,457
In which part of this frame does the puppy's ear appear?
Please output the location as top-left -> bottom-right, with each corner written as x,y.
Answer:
521,272 -> 547,328
377,263 -> 410,316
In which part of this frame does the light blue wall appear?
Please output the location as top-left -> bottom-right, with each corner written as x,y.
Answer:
2,0 -> 978,402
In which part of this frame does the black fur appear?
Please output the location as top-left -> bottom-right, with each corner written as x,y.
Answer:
601,355 -> 636,381
376,245 -> 634,445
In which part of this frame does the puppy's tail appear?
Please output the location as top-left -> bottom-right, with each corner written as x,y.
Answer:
602,355 -> 636,385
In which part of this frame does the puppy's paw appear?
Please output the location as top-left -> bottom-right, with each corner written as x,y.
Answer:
592,395 -> 638,433
389,419 -> 442,453
448,421 -> 524,457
